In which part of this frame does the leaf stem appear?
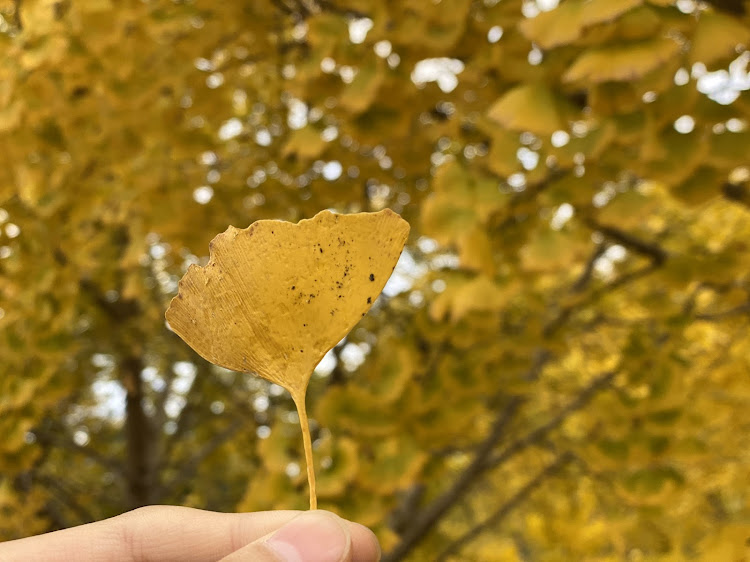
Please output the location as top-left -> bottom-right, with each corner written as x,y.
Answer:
293,390 -> 317,510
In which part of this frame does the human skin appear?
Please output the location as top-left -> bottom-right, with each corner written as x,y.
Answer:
0,506 -> 381,562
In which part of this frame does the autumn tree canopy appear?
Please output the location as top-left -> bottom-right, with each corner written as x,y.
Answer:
1,0 -> 749,559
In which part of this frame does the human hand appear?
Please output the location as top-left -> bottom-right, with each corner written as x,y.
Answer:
0,506 -> 380,561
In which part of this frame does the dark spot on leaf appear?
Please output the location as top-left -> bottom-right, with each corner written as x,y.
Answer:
361,313 -> 365,317
71,85 -> 89,100
291,286 -> 295,290
369,273 -> 375,281
300,349 -> 304,353
319,248 -> 323,253
178,294 -> 183,300
367,297 -> 372,304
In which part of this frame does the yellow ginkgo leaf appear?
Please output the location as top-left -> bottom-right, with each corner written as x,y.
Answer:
166,209 -> 409,508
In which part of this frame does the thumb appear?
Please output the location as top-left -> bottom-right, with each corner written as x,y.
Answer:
219,510 -> 352,562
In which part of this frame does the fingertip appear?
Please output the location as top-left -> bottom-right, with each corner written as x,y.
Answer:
349,522 -> 381,562
266,510 -> 350,562
221,510 -> 352,562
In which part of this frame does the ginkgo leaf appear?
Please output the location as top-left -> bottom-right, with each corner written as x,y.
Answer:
166,209 -> 409,508
339,58 -> 385,114
689,11 -> 750,68
488,83 -> 576,136
671,166 -> 721,207
281,126 -> 327,160
487,126 -> 522,177
519,0 -> 642,49
563,37 -> 681,83
518,0 -> 586,50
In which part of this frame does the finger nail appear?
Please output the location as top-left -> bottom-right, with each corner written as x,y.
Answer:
266,511 -> 349,562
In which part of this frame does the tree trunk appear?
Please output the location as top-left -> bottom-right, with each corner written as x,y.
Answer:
122,355 -> 156,509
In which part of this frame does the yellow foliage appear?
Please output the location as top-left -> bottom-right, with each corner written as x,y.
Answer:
488,83 -> 577,136
564,38 -> 682,84
689,11 -> 750,68
2,0 -> 750,558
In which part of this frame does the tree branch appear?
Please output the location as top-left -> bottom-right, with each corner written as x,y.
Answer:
33,429 -> 123,476
382,397 -> 524,562
157,360 -> 212,468
585,220 -> 667,266
484,370 -> 616,470
34,474 -> 97,526
704,0 -> 746,16
317,0 -> 370,17
383,353 -> 555,561
159,418 -> 244,501
544,263 -> 660,337
12,0 -> 23,30
723,182 -> 750,207
436,452 -> 574,561
152,364 -> 179,435
570,244 -> 607,293
695,302 -> 750,321
270,0 -> 296,15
